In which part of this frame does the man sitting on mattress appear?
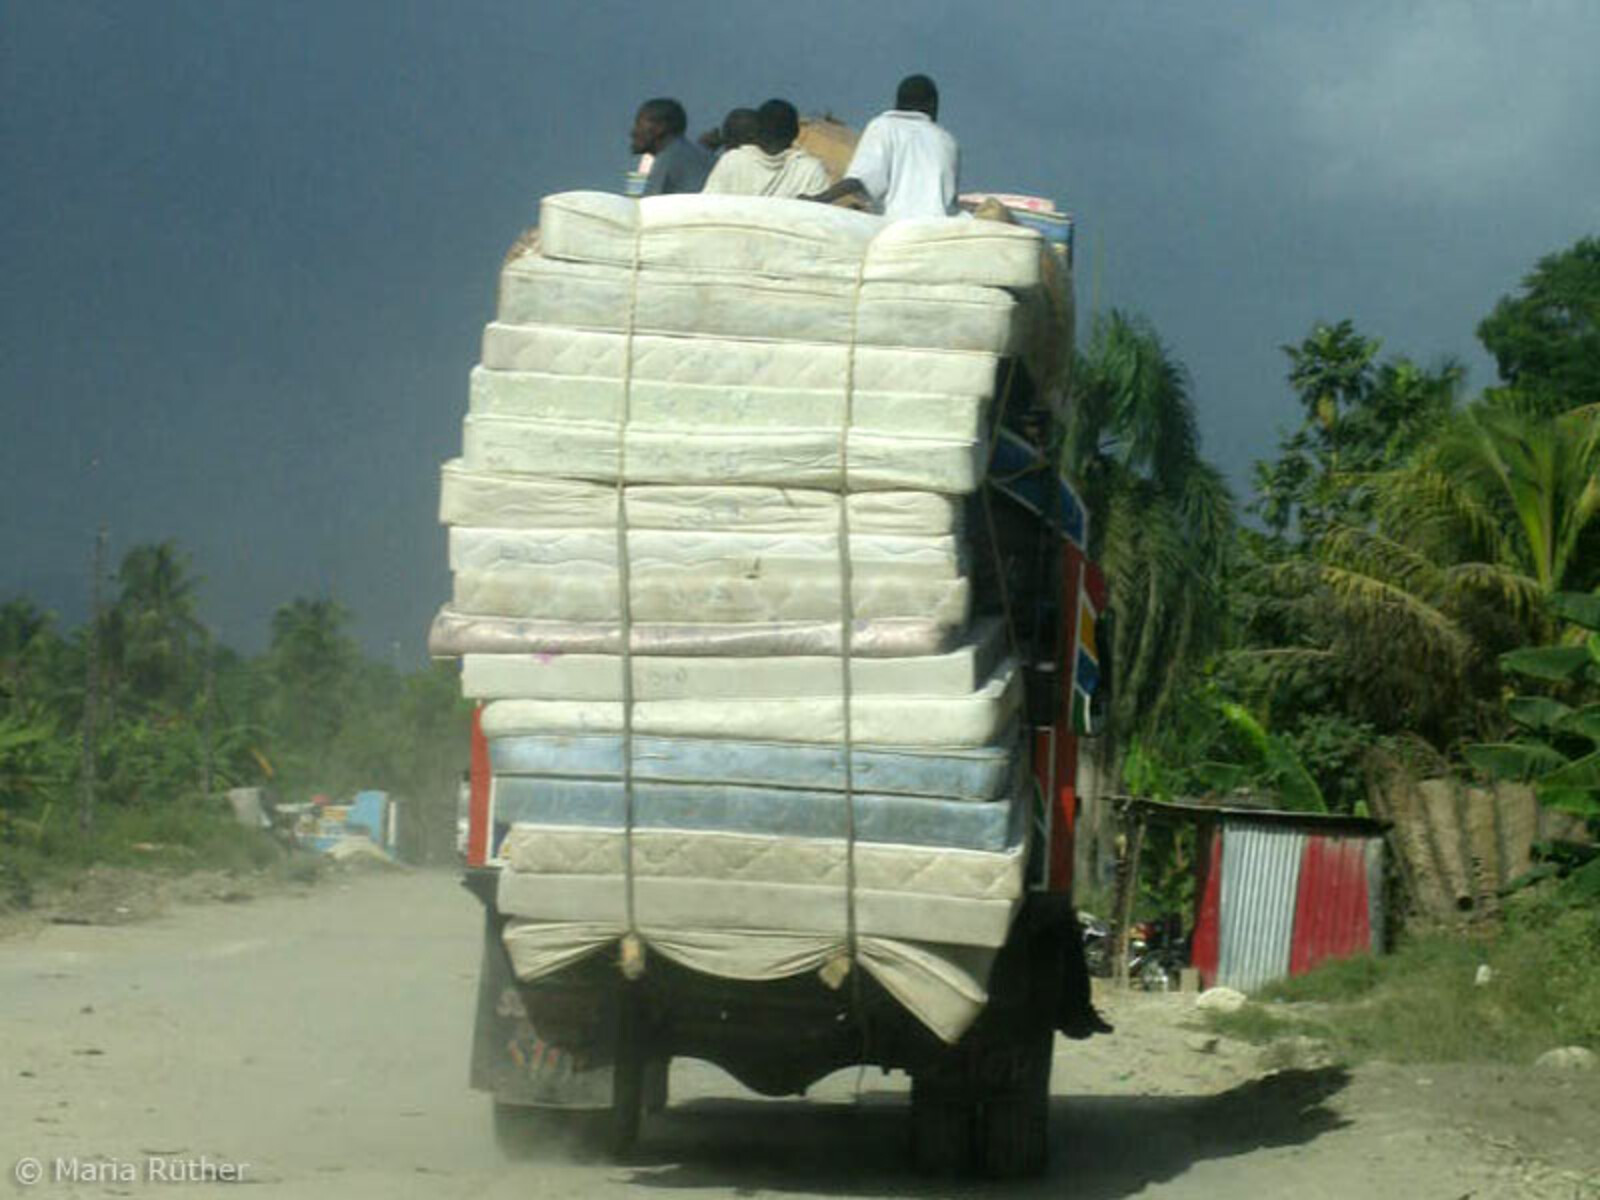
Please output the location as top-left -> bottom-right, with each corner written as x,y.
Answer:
701,98 -> 832,199
801,74 -> 959,220
631,97 -> 712,196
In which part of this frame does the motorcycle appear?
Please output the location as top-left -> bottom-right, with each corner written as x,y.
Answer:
1077,911 -> 1187,991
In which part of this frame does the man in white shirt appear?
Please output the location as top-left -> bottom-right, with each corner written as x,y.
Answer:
802,74 -> 959,220
702,99 -> 832,198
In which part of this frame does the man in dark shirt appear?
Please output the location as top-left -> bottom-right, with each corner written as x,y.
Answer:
630,98 -> 712,196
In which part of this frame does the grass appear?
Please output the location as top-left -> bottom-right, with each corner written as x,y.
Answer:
0,798 -> 308,913
1201,867 -> 1600,1064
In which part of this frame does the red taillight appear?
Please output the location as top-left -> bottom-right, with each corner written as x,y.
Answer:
467,703 -> 491,866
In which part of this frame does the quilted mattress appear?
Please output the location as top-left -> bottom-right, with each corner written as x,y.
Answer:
537,191 -> 1047,289
487,730 -> 1016,800
438,464 -> 963,535
460,618 -> 1002,701
499,254 -> 1022,355
468,366 -> 988,441
479,655 -> 1020,746
498,827 -> 1024,901
478,324 -> 1000,400
448,527 -> 962,577
487,775 -> 1021,851
429,609 -> 959,658
461,412 -> 983,493
495,873 -> 1016,948
452,563 -> 969,625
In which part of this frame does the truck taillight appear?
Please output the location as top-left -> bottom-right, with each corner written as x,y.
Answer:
467,703 -> 492,867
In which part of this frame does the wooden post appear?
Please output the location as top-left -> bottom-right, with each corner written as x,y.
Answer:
1111,803 -> 1147,989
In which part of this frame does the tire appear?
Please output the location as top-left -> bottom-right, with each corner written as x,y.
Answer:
977,1030 -> 1053,1179
599,1007 -> 644,1158
910,1078 -> 975,1176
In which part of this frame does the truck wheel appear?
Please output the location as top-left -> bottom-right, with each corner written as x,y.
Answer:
597,999 -> 645,1158
910,1078 -> 975,1175
977,1030 -> 1053,1179
642,1055 -> 670,1114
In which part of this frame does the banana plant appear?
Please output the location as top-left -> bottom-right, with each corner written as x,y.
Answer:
1466,591 -> 1600,825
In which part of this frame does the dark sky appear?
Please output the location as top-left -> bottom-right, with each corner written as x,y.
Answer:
5,1 -> 1598,658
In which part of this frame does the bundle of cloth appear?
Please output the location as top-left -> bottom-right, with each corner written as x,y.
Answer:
432,191 -> 1070,1041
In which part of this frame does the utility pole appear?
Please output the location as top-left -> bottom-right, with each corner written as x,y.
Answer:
80,525 -> 107,834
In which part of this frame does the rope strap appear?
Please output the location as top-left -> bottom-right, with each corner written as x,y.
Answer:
616,215 -> 644,973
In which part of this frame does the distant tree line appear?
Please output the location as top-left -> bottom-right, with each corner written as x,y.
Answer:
0,549 -> 469,854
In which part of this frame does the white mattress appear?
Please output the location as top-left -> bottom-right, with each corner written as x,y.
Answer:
498,253 -> 1021,355
439,463 -> 963,535
479,324 -> 1000,399
537,191 -> 1047,289
452,564 -> 969,625
479,656 -> 1021,746
499,827 -> 1025,901
468,366 -> 988,441
429,608 -> 957,658
448,527 -> 961,577
461,412 -> 982,493
496,872 -> 1017,948
459,618 -> 1002,701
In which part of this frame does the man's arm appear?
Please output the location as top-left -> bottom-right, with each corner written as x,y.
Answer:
800,177 -> 868,205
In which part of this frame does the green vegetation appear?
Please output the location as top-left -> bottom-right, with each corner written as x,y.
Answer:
1070,237 -> 1600,1058
0,546 -> 469,908
1202,866 -> 1600,1063
1079,236 -> 1600,814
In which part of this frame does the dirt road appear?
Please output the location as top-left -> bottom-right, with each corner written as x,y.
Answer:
3,869 -> 1596,1198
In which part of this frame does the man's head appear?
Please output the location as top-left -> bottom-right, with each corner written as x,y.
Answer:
755,98 -> 800,155
895,74 -> 939,119
721,107 -> 760,151
631,98 -> 688,155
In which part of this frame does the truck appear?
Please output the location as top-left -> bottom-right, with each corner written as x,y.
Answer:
439,187 -> 1108,1178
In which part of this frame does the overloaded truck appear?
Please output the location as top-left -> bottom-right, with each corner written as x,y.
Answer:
431,186 -> 1109,1177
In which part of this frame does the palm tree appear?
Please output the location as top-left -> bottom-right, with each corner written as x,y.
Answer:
1066,311 -> 1235,757
268,597 -> 356,779
1253,399 -> 1600,745
112,541 -> 204,709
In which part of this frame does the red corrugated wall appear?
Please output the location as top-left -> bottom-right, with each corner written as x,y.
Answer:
1191,830 -> 1223,988
1288,834 -> 1372,977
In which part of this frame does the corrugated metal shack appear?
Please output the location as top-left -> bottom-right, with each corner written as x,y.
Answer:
1121,799 -> 1387,993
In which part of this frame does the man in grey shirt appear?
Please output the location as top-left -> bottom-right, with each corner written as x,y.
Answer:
630,98 -> 711,196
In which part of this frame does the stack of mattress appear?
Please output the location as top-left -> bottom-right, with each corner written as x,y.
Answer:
434,192 -> 1066,1041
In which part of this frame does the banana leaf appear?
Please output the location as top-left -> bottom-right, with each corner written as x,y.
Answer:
1464,741 -> 1568,780
1507,696 -> 1574,731
1539,749 -> 1600,791
1499,644 -> 1592,682
1548,591 -> 1600,631
1554,703 -> 1600,746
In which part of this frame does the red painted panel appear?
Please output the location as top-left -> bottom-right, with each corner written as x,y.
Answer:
1289,835 -> 1372,976
467,703 -> 491,867
1191,830 -> 1223,989
1040,543 -> 1086,893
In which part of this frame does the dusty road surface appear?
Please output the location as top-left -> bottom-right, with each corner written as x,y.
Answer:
3,869 -> 1597,1199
